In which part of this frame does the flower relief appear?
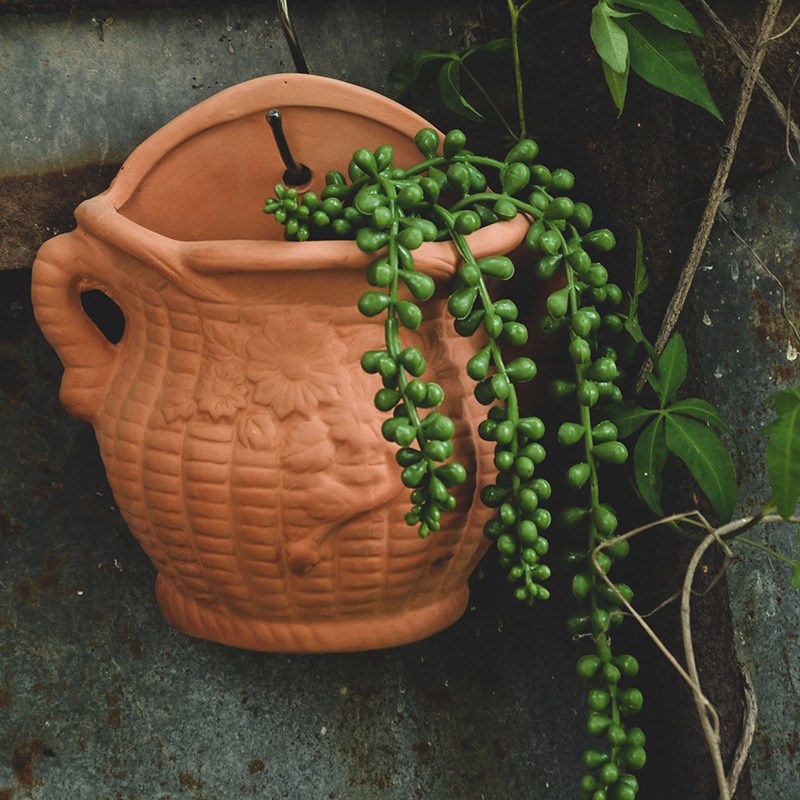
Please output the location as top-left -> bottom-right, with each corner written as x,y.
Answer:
246,311 -> 345,420
194,319 -> 250,421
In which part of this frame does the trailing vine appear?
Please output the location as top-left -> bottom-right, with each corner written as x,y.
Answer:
264,122 -> 647,794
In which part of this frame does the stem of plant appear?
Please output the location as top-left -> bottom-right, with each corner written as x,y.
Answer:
507,0 -> 528,138
460,62 -> 519,141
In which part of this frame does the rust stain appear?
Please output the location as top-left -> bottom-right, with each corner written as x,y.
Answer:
412,741 -> 430,755
179,772 -> 204,792
13,556 -> 66,605
16,450 -> 61,478
14,580 -> 33,604
10,739 -> 45,788
0,688 -> 11,709
247,759 -> 265,774
34,555 -> 65,594
0,162 -> 120,273
0,788 -> 14,800
120,624 -> 143,658
106,687 -> 122,731
0,511 -> 22,539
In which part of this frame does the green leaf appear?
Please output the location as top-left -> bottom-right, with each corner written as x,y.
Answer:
764,388 -> 800,519
634,416 -> 667,514
388,49 -> 454,98
619,16 -> 722,120
591,3 -> 630,73
462,37 -> 512,59
655,333 -> 687,406
632,227 -> 649,310
615,0 -> 703,35
438,59 -> 485,122
602,60 -> 629,113
604,401 -> 656,437
669,398 -> 733,436
665,414 -> 737,522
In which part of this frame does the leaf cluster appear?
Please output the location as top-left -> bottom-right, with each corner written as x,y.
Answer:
590,0 -> 720,118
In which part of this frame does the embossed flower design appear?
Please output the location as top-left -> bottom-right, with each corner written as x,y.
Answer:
246,315 -> 343,420
195,359 -> 249,421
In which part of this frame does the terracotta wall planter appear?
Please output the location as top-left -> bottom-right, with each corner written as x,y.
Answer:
31,74 -> 528,652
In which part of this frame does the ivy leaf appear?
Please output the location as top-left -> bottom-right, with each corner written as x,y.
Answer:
388,49 -> 455,99
654,333 -> 687,406
669,397 -> 733,436
438,59 -> 485,122
619,16 -> 722,120
665,414 -> 737,522
602,61 -> 629,114
605,401 -> 655,437
591,3 -> 630,74
634,416 -> 667,515
615,0 -> 703,36
763,388 -> 800,519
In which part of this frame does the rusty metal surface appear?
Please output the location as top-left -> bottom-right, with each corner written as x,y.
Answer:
0,269 -> 587,799
0,1 -> 478,270
696,164 -> 800,799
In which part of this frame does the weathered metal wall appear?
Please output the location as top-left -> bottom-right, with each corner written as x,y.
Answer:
2,1 -> 799,799
698,165 -> 800,799
0,1 -> 485,271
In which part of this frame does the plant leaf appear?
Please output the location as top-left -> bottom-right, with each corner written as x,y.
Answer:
388,49 -> 454,98
602,60 -> 629,114
591,3 -> 630,74
763,388 -> 800,519
619,16 -> 722,120
669,397 -> 733,436
632,227 -> 649,310
655,333 -> 687,406
616,0 -> 703,35
438,59 -> 485,122
665,414 -> 737,522
634,416 -> 667,515
462,37 -> 512,59
605,401 -> 656,437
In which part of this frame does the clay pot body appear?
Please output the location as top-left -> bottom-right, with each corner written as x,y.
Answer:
31,75 -> 527,652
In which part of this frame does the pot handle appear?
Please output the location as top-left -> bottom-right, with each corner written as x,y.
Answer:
32,235 -> 126,424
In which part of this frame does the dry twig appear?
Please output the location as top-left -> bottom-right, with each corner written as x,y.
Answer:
636,0 -> 787,394
699,0 -> 800,155
593,512 -> 800,799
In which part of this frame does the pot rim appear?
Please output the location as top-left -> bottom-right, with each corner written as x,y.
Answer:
70,74 -> 528,282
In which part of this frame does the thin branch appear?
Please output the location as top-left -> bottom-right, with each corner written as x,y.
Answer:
636,0 -> 787,394
698,0 -> 800,154
786,67 -> 800,165
722,667 -> 758,800
594,512 -> 800,799
768,8 -> 800,42
460,63 -> 519,141
682,530 -> 734,800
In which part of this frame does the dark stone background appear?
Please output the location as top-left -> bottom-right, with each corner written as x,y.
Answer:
2,1 -> 799,798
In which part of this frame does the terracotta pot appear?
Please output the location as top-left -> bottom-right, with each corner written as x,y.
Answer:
31,74 -> 528,652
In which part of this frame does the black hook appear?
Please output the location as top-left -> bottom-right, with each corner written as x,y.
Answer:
276,0 -> 309,74
266,109 -> 312,186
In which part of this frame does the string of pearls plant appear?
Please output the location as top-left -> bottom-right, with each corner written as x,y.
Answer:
264,128 -> 644,800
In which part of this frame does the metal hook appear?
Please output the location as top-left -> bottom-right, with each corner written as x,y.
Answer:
266,109 -> 312,186
276,0 -> 309,74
